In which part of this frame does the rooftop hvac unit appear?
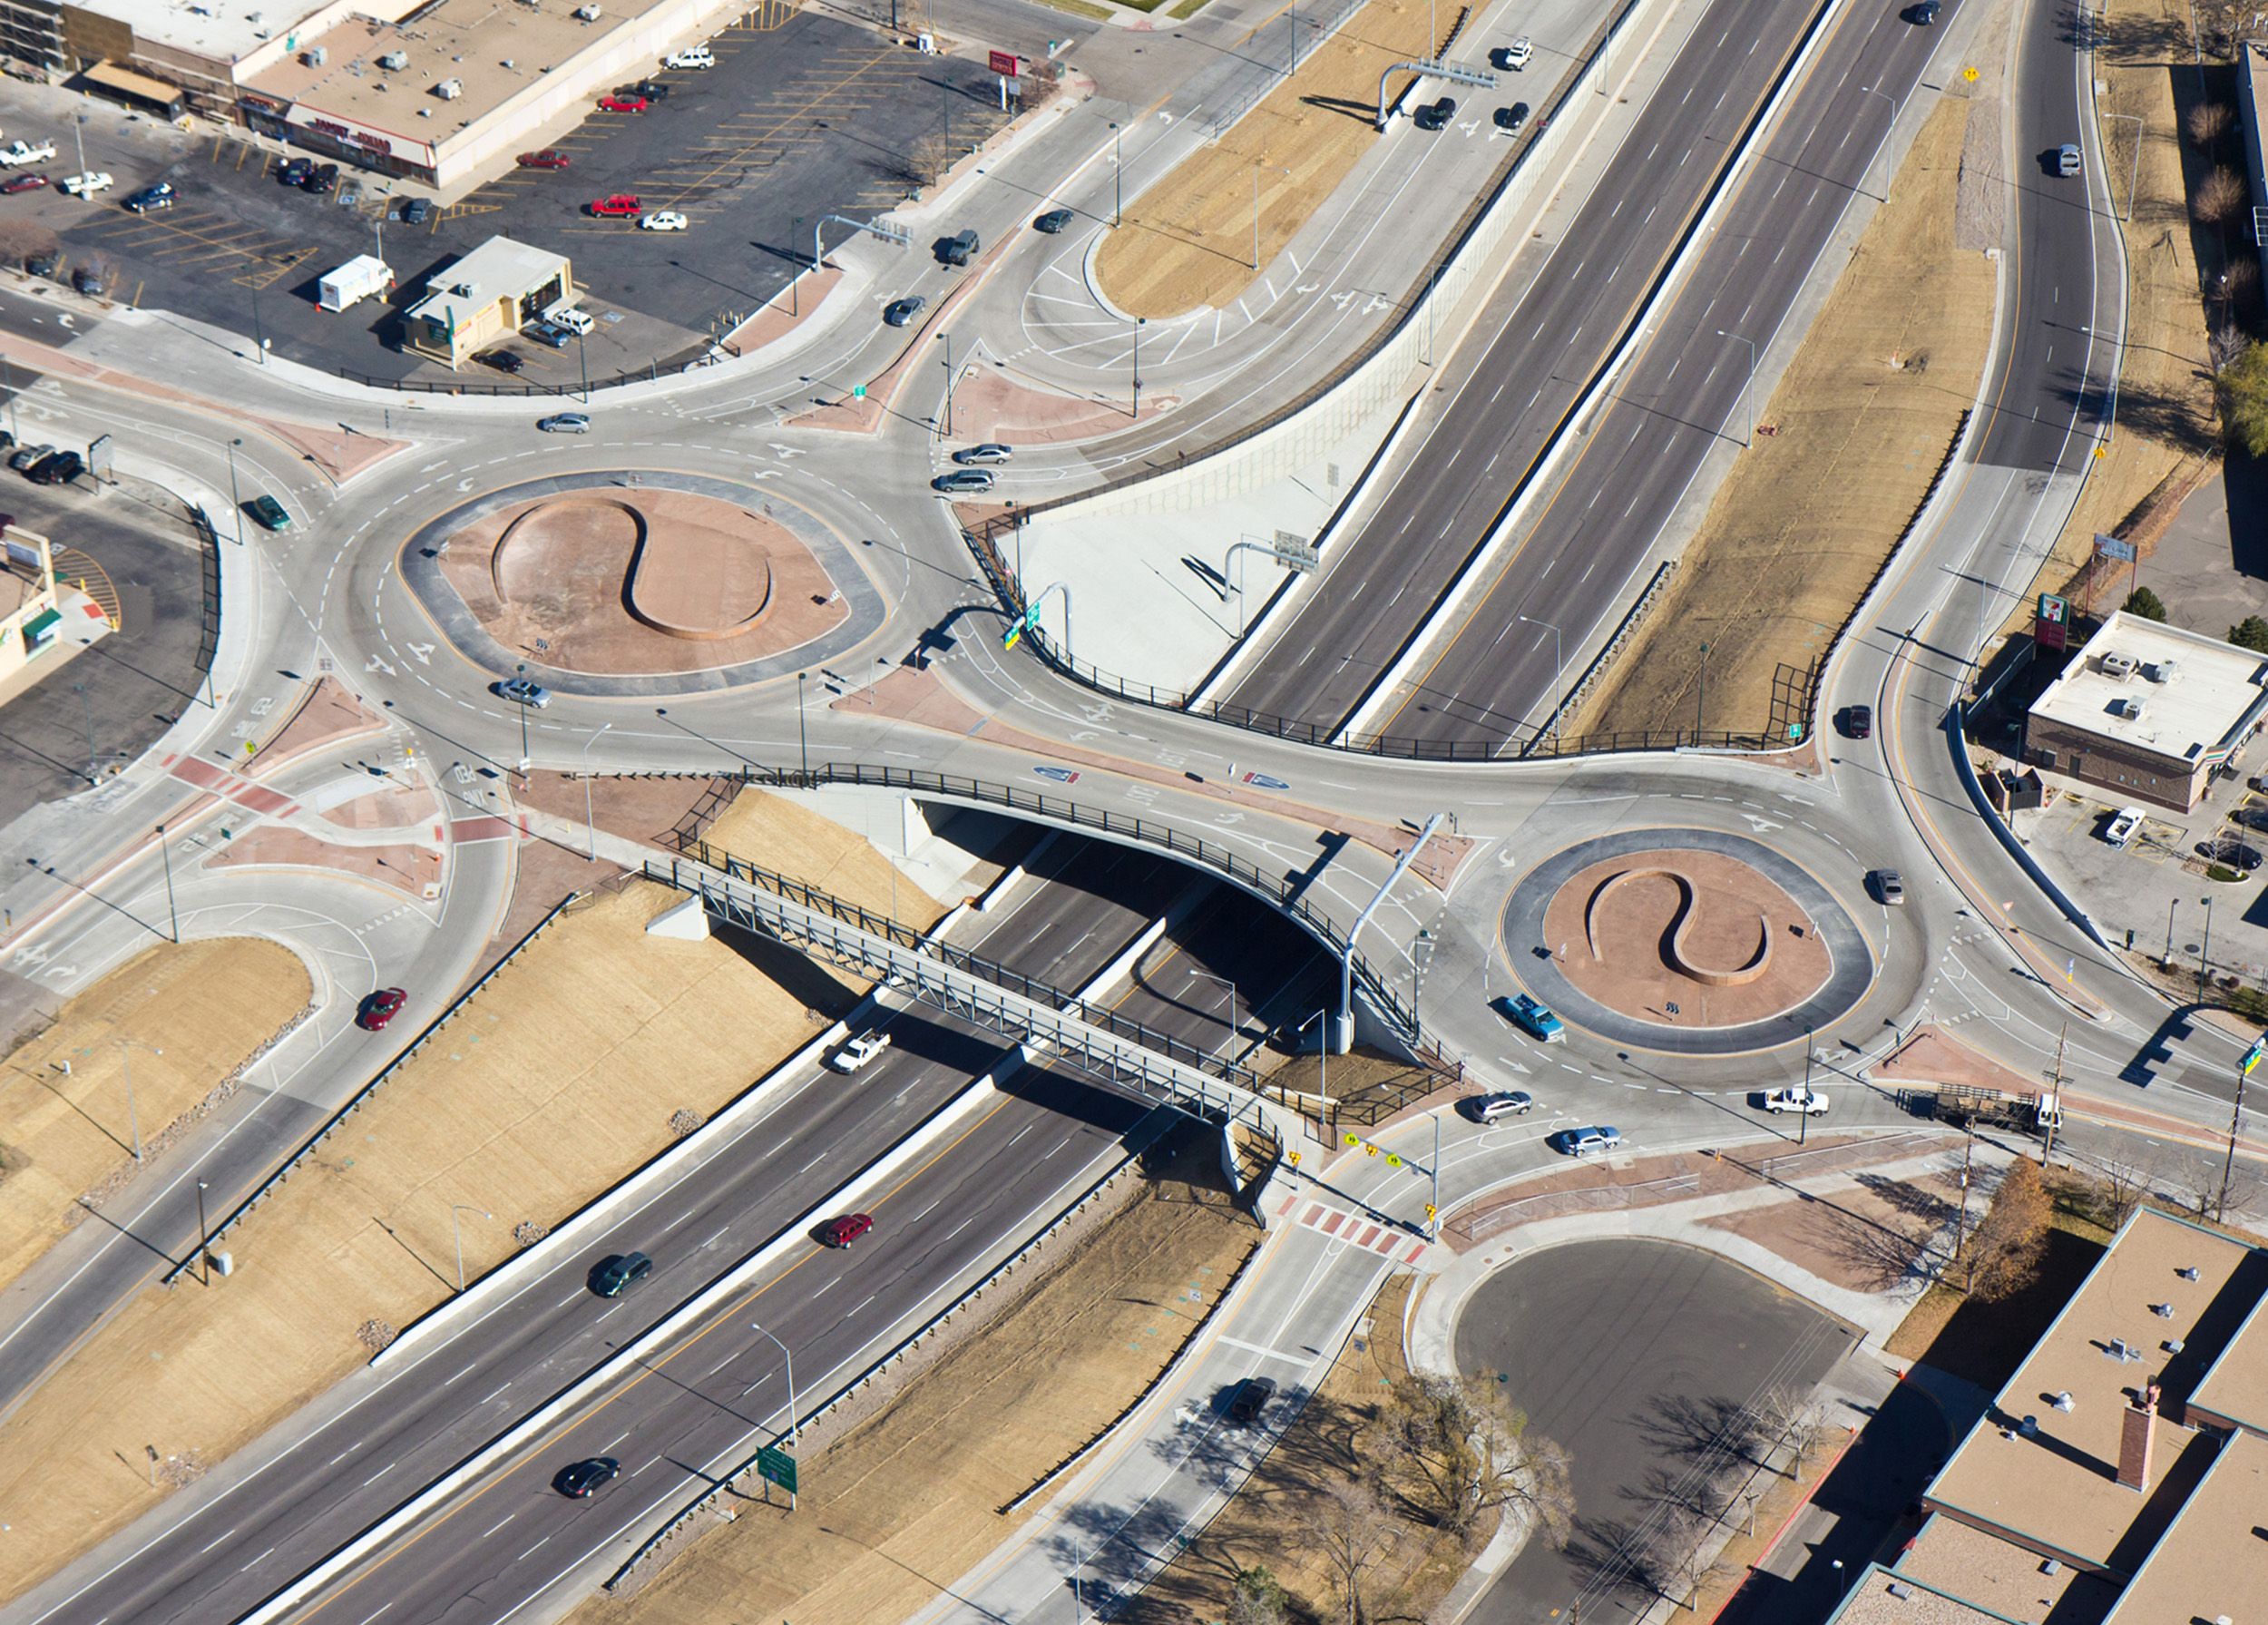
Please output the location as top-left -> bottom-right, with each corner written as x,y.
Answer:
2113,698 -> 2146,720
303,44 -> 326,64
2101,651 -> 2136,680
573,4 -> 601,17
378,50 -> 407,68
2145,658 -> 2178,683
434,77 -> 461,97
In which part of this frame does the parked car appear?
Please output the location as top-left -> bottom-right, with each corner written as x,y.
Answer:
23,249 -> 56,278
1494,102 -> 1530,133
479,349 -> 524,374
518,150 -> 572,171
597,93 -> 650,113
398,197 -> 434,223
934,469 -> 995,494
301,162 -> 339,193
1496,993 -> 1566,1043
29,449 -> 81,485
953,443 -> 1013,465
1226,1376 -> 1276,1426
122,181 -> 174,213
496,676 -> 552,707
628,81 -> 671,102
662,44 -> 715,68
248,494 -> 291,531
591,1252 -> 653,1297
1549,1125 -> 1623,1157
2057,142 -> 2082,177
1034,207 -> 1075,233
1459,1091 -> 1534,1124
8,443 -> 52,471
1868,868 -> 1905,905
547,304 -> 595,335
588,194 -> 641,216
1492,36 -> 1532,69
828,1032 -> 892,1072
58,171 -> 112,197
817,1212 -> 874,1248
1763,1087 -> 1830,1116
526,319 -> 572,348
356,987 -> 408,1031
538,413 -> 591,434
883,295 -> 925,327
554,1458 -> 620,1498
639,210 -> 688,230
1413,96 -> 1457,130
279,156 -> 315,186
0,139 -> 55,167
69,265 -> 102,297
0,172 -> 44,194
2105,806 -> 2145,847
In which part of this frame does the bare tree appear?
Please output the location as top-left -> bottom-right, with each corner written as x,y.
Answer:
1755,1386 -> 1829,1478
1301,1479 -> 1391,1625
2094,1159 -> 2150,1230
2190,102 -> 2235,152
1371,1373 -> 1575,1543
2193,167 -> 2250,227
1648,1507 -> 1738,1613
906,130 -> 952,188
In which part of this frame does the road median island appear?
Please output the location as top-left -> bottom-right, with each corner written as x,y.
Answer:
0,873 -> 908,1601
570,1133 -> 1259,1625
1564,93 -> 1993,741
1092,0 -> 1463,318
0,937 -> 311,1299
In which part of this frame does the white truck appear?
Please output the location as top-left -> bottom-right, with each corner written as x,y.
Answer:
59,171 -> 112,197
317,254 -> 394,312
1763,1086 -> 1831,1116
0,140 -> 55,167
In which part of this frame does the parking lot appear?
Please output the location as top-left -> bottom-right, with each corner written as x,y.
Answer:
0,10 -> 1011,382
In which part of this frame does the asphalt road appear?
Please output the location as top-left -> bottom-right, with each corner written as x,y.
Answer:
1219,0 -> 1826,732
1455,1238 -> 1856,1625
1373,0 -> 1962,749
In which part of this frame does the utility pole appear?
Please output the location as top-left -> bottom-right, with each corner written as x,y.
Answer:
1800,1023 -> 1813,1146
155,823 -> 179,942
2224,1037 -> 2264,1223
1950,1124 -> 1975,1277
2043,1024 -> 2069,1164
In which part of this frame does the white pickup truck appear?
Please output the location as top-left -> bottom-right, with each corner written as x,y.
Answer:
59,171 -> 112,197
826,1032 -> 891,1073
1763,1086 -> 1831,1116
0,140 -> 54,167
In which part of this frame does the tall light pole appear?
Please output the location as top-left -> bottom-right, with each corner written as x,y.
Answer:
1800,1023 -> 1813,1146
1188,969 -> 1238,1054
2080,324 -> 2127,447
514,662 -> 532,770
450,1204 -> 490,1291
1110,121 -> 1123,226
942,330 -> 953,437
1696,642 -> 1709,738
155,822 -> 178,942
195,1179 -> 210,1285
1862,84 -> 1896,201
226,439 -> 246,545
580,723 -> 612,860
1252,161 -> 1291,270
2200,893 -> 2215,994
796,671 -> 811,779
1516,615 -> 1563,747
114,1040 -> 161,1161
577,329 -> 590,402
73,680 -> 94,782
1130,315 -> 1144,417
1716,329 -> 1755,446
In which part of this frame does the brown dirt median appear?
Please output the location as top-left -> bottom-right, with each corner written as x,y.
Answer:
0,938 -> 310,1297
575,1137 -> 1258,1625
0,870 -> 885,1601
1570,94 -> 1994,740
1095,0 -> 1456,317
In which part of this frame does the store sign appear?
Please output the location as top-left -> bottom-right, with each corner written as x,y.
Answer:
283,102 -> 434,165
987,47 -> 1018,73
2037,592 -> 2070,652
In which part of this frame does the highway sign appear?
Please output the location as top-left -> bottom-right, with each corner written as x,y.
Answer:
1271,530 -> 1319,573
756,1444 -> 797,1493
2243,1036 -> 2266,1077
1002,607 -> 1039,650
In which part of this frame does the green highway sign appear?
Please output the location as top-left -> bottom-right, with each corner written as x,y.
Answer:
1002,608 -> 1039,651
756,1444 -> 797,1494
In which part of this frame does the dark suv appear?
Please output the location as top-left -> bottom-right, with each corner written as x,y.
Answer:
1413,96 -> 1457,130
279,156 -> 314,186
301,162 -> 339,194
591,1252 -> 653,1297
1227,1376 -> 1277,1426
30,449 -> 81,485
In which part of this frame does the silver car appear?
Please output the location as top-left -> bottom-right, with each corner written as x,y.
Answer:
952,443 -> 1014,465
538,413 -> 591,434
496,677 -> 552,708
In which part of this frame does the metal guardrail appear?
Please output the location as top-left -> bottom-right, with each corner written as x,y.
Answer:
695,761 -> 1428,1045
161,892 -> 583,1286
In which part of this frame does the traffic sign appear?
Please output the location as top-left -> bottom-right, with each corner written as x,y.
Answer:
757,1444 -> 797,1494
2243,1036 -> 2266,1077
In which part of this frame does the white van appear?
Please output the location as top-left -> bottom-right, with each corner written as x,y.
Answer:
546,304 -> 595,336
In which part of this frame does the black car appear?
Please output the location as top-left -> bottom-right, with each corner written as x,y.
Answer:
479,349 -> 524,374
122,181 -> 174,213
1034,208 -> 1074,233
29,450 -> 81,485
629,80 -> 670,100
1413,96 -> 1456,130
279,156 -> 314,186
1226,1376 -> 1276,1426
1495,102 -> 1530,133
591,1252 -> 653,1297
1905,0 -> 1941,20
301,162 -> 339,194
24,249 -> 57,279
70,266 -> 103,297
399,197 -> 433,224
1845,703 -> 1872,739
883,295 -> 925,328
554,1457 -> 620,1498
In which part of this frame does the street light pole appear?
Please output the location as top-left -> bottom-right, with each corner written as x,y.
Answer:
115,1040 -> 159,1160
581,723 -> 612,860
227,439 -> 246,545
942,330 -> 953,437
1716,328 -> 1755,446
195,1179 -> 210,1285
1131,316 -> 1144,417
1110,121 -> 1122,226
1696,642 -> 1709,738
1801,1023 -> 1813,1146
73,680 -> 94,782
1515,615 -> 1563,747
796,671 -> 811,779
1862,84 -> 1897,201
450,1204 -> 491,1291
2200,894 -> 2215,995
155,822 -> 178,942
514,662 -> 531,770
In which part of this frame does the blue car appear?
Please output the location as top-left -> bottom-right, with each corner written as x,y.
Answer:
1497,994 -> 1566,1043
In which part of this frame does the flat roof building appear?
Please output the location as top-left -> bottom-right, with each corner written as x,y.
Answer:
2024,611 -> 2268,812
403,235 -> 571,368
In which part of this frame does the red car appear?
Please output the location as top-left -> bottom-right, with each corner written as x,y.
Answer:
596,94 -> 649,113
587,194 -> 641,217
517,150 -> 571,169
817,1213 -> 873,1248
2,173 -> 46,195
356,987 -> 408,1031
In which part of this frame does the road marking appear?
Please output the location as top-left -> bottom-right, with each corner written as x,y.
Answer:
199,1529 -> 237,1553
445,1363 -> 476,1385
483,1514 -> 515,1539
240,1548 -> 274,1572
480,1382 -> 512,1404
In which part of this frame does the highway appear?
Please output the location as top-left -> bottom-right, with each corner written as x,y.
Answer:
1217,0 -> 1828,731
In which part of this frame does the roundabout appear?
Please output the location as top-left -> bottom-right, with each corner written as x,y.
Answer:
1501,828 -> 1873,1056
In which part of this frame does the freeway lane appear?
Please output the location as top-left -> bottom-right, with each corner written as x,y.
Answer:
1220,0 -> 1827,731
1378,0 -> 1961,747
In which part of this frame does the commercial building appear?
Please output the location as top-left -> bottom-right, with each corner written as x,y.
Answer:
403,236 -> 572,368
1823,1205 -> 2268,1625
2023,610 -> 2268,812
